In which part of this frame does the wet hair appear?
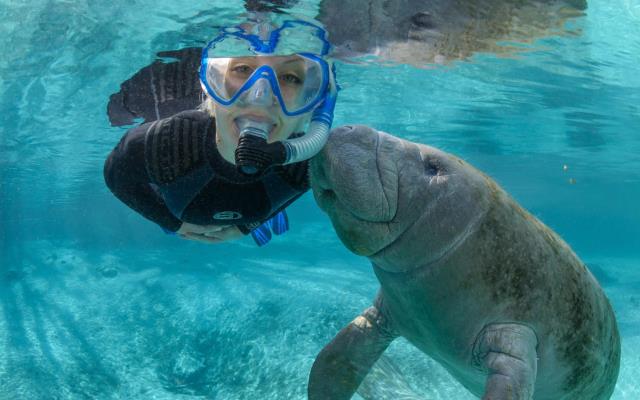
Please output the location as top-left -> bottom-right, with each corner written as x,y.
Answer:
198,97 -> 216,118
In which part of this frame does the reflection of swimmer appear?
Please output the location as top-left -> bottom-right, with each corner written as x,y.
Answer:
106,48 -> 203,126
104,17 -> 337,246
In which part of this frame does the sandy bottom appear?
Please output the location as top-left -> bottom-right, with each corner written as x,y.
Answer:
0,239 -> 637,399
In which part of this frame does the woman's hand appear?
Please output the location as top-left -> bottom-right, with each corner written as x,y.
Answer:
176,222 -> 243,243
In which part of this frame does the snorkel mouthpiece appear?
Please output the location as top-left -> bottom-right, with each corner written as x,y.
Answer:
234,87 -> 336,175
235,118 -> 287,175
237,118 -> 270,141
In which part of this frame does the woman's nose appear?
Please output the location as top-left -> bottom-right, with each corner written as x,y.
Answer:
242,78 -> 275,107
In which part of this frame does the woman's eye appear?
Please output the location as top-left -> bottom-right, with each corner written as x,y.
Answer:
280,73 -> 302,85
231,65 -> 253,75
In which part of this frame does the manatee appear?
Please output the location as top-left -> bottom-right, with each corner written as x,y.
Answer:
307,125 -> 620,399
106,0 -> 587,126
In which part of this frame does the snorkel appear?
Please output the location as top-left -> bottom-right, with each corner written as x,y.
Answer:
234,118 -> 279,175
200,18 -> 338,175
234,75 -> 337,174
281,84 -> 337,163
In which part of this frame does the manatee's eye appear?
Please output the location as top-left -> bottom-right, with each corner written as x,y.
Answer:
411,11 -> 435,30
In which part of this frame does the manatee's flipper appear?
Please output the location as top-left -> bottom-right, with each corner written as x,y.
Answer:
107,47 -> 203,126
472,323 -> 538,400
308,298 -> 399,400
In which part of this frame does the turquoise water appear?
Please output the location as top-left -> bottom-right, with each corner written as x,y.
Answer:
1,0 -> 639,399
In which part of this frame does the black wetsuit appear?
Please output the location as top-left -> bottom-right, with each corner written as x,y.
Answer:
103,109 -> 309,234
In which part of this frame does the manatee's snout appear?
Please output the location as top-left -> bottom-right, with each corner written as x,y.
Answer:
311,125 -> 398,223
308,126 -> 353,195
312,124 -> 497,269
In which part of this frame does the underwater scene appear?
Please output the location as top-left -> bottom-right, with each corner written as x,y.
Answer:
1,0 -> 639,398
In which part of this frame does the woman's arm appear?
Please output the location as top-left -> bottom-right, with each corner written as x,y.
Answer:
104,117 -> 244,242
104,123 -> 183,232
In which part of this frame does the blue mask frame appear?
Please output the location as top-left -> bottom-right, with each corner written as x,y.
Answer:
200,20 -> 333,117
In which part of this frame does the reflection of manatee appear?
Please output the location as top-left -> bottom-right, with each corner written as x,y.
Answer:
106,0 -> 587,126
307,125 -> 620,399
319,0 -> 587,64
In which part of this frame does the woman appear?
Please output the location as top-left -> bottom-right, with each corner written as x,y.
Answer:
104,18 -> 337,246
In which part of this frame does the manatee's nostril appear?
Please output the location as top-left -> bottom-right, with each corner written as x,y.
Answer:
318,188 -> 337,209
323,188 -> 336,200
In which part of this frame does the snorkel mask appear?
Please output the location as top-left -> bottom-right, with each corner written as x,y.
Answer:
200,19 -> 338,175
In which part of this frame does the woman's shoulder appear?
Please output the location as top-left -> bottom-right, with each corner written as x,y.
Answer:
143,109 -> 214,141
171,109 -> 213,123
144,109 -> 213,133
121,109 -> 213,140
143,110 -> 216,184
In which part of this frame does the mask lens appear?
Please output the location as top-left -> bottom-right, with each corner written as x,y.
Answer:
273,56 -> 324,113
203,54 -> 326,114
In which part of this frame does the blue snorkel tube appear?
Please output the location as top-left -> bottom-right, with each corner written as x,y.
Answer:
282,87 -> 337,164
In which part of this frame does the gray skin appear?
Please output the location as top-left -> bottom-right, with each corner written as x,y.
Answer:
308,125 -> 620,400
318,0 -> 587,64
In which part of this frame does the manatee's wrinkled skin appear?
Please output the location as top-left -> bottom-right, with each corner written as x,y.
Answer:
308,125 -> 619,399
318,0 -> 587,64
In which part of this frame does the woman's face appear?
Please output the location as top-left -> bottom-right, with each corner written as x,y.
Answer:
212,55 -> 312,164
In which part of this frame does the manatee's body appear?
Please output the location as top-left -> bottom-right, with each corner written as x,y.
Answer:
308,125 -> 620,399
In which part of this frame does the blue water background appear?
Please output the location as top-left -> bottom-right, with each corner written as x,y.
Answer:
1,0 -> 639,398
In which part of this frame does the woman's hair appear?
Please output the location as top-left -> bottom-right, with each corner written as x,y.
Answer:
198,96 -> 216,117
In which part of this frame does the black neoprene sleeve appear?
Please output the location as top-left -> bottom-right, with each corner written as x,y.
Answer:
104,124 -> 183,232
